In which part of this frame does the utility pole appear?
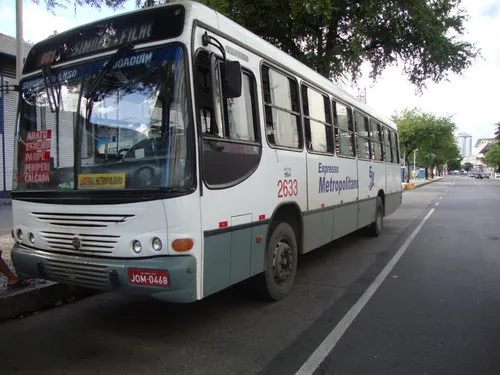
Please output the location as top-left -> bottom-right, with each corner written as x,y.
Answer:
16,0 -> 23,83
357,87 -> 367,104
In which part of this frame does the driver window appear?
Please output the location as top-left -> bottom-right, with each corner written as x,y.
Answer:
196,50 -> 223,137
196,50 -> 258,143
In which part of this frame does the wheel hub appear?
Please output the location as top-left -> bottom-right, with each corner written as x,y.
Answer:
272,241 -> 293,283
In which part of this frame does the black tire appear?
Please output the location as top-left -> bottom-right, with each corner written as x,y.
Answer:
254,222 -> 298,301
369,197 -> 384,237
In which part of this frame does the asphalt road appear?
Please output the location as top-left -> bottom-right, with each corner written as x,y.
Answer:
0,177 -> 499,375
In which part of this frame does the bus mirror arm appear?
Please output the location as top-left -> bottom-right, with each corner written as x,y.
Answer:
202,32 -> 242,99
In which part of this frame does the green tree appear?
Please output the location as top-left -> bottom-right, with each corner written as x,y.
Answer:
484,143 -> 500,173
447,157 -> 462,171
36,0 -> 478,89
393,109 -> 427,182
32,0 -> 126,13
393,108 -> 458,182
462,162 -> 473,172
419,116 -> 459,177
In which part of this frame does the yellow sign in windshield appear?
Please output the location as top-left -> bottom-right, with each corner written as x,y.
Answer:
78,173 -> 126,189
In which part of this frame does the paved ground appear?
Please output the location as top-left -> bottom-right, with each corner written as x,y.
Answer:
311,176 -> 500,375
0,204 -> 12,235
0,176 -> 498,374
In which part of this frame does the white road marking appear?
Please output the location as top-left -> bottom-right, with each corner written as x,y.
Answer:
435,202 -> 440,206
295,208 -> 436,375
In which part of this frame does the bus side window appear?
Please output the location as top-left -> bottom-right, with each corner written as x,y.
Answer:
391,131 -> 400,164
370,120 -> 384,161
261,65 -> 301,149
333,100 -> 355,157
383,126 -> 393,162
302,85 -> 333,154
354,111 -> 371,160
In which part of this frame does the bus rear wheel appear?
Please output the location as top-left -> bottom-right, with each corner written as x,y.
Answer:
255,222 -> 298,301
369,196 -> 384,237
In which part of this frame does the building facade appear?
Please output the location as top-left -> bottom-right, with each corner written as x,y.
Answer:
458,132 -> 473,158
0,33 -> 31,199
475,138 -> 497,173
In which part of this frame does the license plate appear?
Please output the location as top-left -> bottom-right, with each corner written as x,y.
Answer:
128,268 -> 170,288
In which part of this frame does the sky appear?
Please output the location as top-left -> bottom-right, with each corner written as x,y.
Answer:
0,0 -> 499,154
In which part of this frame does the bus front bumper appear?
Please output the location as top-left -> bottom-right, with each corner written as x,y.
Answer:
11,244 -> 197,303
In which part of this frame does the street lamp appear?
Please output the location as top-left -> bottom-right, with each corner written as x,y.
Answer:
413,149 -> 419,180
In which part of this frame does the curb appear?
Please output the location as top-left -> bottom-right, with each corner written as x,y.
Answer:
0,282 -> 96,323
402,178 -> 443,191
414,178 -> 443,188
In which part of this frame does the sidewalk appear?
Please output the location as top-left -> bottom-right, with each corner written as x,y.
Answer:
0,235 -> 95,322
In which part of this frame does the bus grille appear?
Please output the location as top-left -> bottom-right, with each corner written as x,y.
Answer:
32,212 -> 134,228
40,231 -> 119,255
44,258 -> 111,289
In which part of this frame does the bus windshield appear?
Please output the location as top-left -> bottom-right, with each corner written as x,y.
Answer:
14,45 -> 192,192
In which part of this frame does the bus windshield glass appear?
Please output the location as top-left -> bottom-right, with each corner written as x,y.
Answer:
14,45 -> 192,192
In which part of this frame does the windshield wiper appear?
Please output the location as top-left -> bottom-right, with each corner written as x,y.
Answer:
84,43 -> 134,102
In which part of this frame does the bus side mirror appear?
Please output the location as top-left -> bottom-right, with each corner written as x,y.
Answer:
223,60 -> 242,99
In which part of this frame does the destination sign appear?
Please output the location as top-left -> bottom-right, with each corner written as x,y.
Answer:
23,4 -> 185,74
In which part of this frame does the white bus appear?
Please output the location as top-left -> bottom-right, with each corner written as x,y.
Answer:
11,1 -> 402,302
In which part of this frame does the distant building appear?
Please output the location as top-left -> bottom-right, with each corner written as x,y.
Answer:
475,138 -> 495,154
458,132 -> 473,158
0,33 -> 31,199
474,138 -> 496,173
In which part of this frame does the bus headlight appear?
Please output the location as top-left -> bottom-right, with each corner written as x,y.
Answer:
28,233 -> 35,244
132,240 -> 142,253
16,229 -> 23,241
152,237 -> 162,251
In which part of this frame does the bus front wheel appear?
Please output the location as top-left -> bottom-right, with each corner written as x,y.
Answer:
256,222 -> 298,301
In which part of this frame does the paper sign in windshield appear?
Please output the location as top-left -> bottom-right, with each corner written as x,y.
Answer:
21,130 -> 52,184
78,173 -> 126,189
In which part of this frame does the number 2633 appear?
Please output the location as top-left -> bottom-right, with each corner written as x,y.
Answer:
277,179 -> 298,198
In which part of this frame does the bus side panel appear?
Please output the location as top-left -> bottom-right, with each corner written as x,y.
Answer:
303,154 -> 358,253
385,163 -> 403,216
357,160 -> 386,229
